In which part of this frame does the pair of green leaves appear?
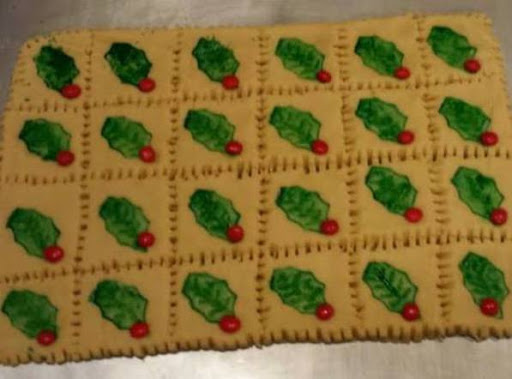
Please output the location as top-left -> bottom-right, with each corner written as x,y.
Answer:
275,38 -> 326,80
269,106 -> 321,151
439,97 -> 491,143
355,98 -> 408,142
34,45 -> 79,92
105,43 -> 152,86
192,38 -> 239,82
19,119 -> 72,162
101,116 -> 152,159
184,109 -> 236,155
427,26 -> 477,70
355,36 -> 404,76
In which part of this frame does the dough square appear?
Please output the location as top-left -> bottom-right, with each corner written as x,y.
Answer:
342,15 -> 423,87
265,24 -> 339,90
88,103 -> 172,173
82,176 -> 171,267
9,30 -> 91,109
90,30 -> 176,105
266,167 -> 351,249
0,182 -> 80,277
179,27 -> 260,96
2,107 -> 84,181
0,274 -> 74,364
175,96 -> 259,170
175,171 -> 260,261
174,255 -> 259,348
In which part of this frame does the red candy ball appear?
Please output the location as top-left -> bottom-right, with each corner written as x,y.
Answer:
137,232 -> 155,248
37,330 -> 57,346
490,208 -> 508,226
219,315 -> 241,333
138,78 -> 156,92
226,225 -> 244,243
397,130 -> 415,145
43,245 -> 64,263
404,207 -> 423,223
130,321 -> 150,338
222,75 -> 239,90
480,298 -> 499,317
60,84 -> 81,99
315,303 -> 335,321
480,131 -> 498,146
56,150 -> 75,166
464,59 -> 481,74
139,146 -> 156,163
225,140 -> 243,156
394,66 -> 411,80
401,303 -> 420,321
320,219 -> 339,235
311,139 -> 329,155
316,70 -> 332,83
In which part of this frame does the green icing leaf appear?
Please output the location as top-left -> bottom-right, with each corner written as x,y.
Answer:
184,109 -> 235,154
182,272 -> 237,323
269,106 -> 320,150
270,267 -> 326,314
2,290 -> 58,338
33,45 -> 79,91
365,167 -> 417,215
276,186 -> 329,232
439,97 -> 490,142
192,37 -> 239,82
451,167 -> 503,220
363,262 -> 417,313
104,43 -> 152,86
99,197 -> 150,251
354,36 -> 404,76
6,208 -> 60,259
459,252 -> 509,318
19,119 -> 71,161
189,189 -> 240,240
275,38 -> 325,80
427,26 -> 477,69
89,280 -> 147,329
355,98 -> 407,142
101,116 -> 152,158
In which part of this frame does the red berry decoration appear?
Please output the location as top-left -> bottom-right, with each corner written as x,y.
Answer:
401,303 -> 420,321
36,330 -> 56,346
311,139 -> 329,155
43,245 -> 64,263
404,207 -> 423,223
226,225 -> 244,243
394,66 -> 410,80
138,77 -> 156,92
56,150 -> 75,166
130,321 -> 150,338
138,145 -> 156,163
464,58 -> 481,74
480,131 -> 498,146
225,140 -> 243,155
315,303 -> 335,321
316,70 -> 331,83
219,315 -> 241,333
60,84 -> 81,99
137,232 -> 155,248
480,298 -> 499,317
397,130 -> 415,145
222,75 -> 239,90
490,208 -> 508,226
320,219 -> 339,235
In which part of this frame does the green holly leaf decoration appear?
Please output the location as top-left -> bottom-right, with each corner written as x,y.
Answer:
182,272 -> 237,323
89,280 -> 147,330
19,119 -> 71,162
104,42 -> 152,86
365,166 -> 417,215
427,26 -> 477,69
99,197 -> 150,252
192,37 -> 239,82
439,97 -> 490,142
354,36 -> 404,76
189,189 -> 240,240
355,98 -> 407,142
101,116 -> 152,158
270,267 -> 326,314
451,167 -> 503,220
269,106 -> 321,150
363,262 -> 418,313
459,252 -> 509,318
184,109 -> 235,154
33,45 -> 79,91
2,290 -> 58,339
6,208 -> 60,259
275,38 -> 325,80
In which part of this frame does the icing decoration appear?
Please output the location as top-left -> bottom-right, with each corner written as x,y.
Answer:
275,38 -> 331,83
188,189 -> 244,243
275,186 -> 339,235
355,98 -> 414,144
363,262 -> 420,321
6,208 -> 65,263
101,116 -> 156,163
365,167 -> 422,223
33,45 -> 81,98
184,109 -> 242,156
459,252 -> 509,318
104,43 -> 155,92
427,26 -> 480,73
439,97 -> 495,146
99,196 -> 154,251
354,36 -> 410,79
19,119 -> 74,166
451,167 -> 506,225
192,37 -> 240,90
89,280 -> 149,338
270,267 -> 334,320
182,272 -> 241,333
1,290 -> 58,345
269,106 -> 329,154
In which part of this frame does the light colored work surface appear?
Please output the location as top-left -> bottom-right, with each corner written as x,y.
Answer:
0,0 -> 512,378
